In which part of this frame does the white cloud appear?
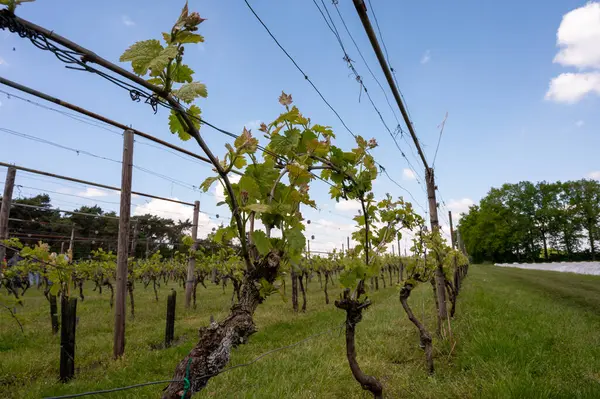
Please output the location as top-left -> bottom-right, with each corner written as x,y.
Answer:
0,100 -> 2,108
334,199 -> 361,212
121,15 -> 135,27
77,187 -> 111,198
587,171 -> 600,179
402,168 -> 416,180
545,72 -> 600,103
0,57 -> 7,66
214,175 -> 240,202
546,3 -> 600,103
420,50 -> 431,64
553,2 -> 600,70
576,120 -> 585,127
133,198 -> 218,238
447,198 -> 475,219
305,218 -> 357,253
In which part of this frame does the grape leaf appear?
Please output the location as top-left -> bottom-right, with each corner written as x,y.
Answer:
173,82 -> 208,104
239,176 -> 261,201
279,91 -> 293,106
233,156 -> 247,169
120,39 -> 163,76
251,231 -> 273,256
171,64 -> 194,83
285,226 -> 305,254
200,176 -> 218,192
148,45 -> 179,76
234,128 -> 259,153
245,204 -> 272,213
174,31 -> 205,44
146,77 -> 164,87
270,128 -> 300,154
168,105 -> 201,141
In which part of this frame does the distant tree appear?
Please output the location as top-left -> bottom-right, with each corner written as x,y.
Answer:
570,179 -> 600,261
458,179 -> 600,263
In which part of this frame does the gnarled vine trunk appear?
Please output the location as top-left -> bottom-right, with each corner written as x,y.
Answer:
400,283 -> 434,374
127,280 -> 135,319
335,288 -> 383,399
162,250 -> 281,399
324,272 -> 330,304
291,270 -> 299,312
298,272 -> 307,312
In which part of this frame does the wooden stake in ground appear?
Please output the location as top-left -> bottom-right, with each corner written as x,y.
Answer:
59,296 -> 77,382
0,166 -> 16,263
185,200 -> 200,309
449,210 -> 455,249
68,225 -> 75,259
113,130 -> 134,359
425,167 -> 448,326
165,290 -> 176,347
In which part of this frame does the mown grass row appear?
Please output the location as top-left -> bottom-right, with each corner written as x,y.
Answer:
1,266 -> 600,398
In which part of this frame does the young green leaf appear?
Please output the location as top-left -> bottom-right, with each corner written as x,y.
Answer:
168,105 -> 201,140
170,64 -> 194,83
173,82 -> 208,103
200,176 -> 219,192
251,231 -> 273,256
173,31 -> 205,44
245,203 -> 272,213
148,45 -> 179,76
120,39 -> 164,76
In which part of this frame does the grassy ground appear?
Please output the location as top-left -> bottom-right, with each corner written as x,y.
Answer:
1,266 -> 600,398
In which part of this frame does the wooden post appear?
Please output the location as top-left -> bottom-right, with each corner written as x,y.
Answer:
392,245 -> 395,256
185,200 -> 200,309
448,210 -> 455,249
113,130 -> 134,359
426,167 -> 448,323
0,166 -> 16,264
165,289 -> 176,347
130,221 -> 138,257
347,236 -> 350,253
49,294 -> 59,334
60,242 -> 65,254
307,240 -> 311,256
59,296 -> 77,382
457,230 -> 467,257
68,225 -> 75,260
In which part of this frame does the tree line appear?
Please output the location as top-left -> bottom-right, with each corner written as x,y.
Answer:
458,179 -> 600,263
1,194 -> 208,260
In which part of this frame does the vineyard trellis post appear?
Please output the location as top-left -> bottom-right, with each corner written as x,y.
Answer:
449,210 -> 455,249
352,0 -> 449,330
113,129 -> 134,359
425,168 -> 448,323
0,166 -> 16,263
68,225 -> 75,257
130,221 -> 138,256
165,289 -> 176,347
59,296 -> 77,382
185,200 -> 200,309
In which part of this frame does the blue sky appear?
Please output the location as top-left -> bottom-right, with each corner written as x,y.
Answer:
1,0 -> 599,252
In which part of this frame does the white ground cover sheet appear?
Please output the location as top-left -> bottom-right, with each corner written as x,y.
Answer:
495,262 -> 600,276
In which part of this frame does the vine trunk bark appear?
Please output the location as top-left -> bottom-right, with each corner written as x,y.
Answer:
335,288 -> 383,399
162,250 -> 281,399
400,283 -> 434,374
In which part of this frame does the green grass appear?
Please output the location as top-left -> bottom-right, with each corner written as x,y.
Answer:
2,266 -> 600,398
